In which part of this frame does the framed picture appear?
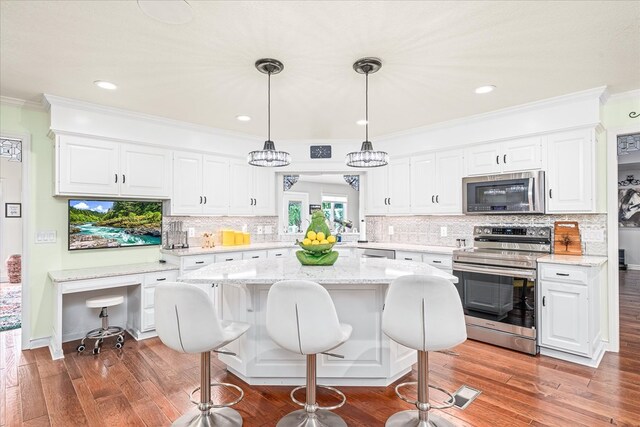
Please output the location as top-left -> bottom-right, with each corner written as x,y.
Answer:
5,203 -> 21,218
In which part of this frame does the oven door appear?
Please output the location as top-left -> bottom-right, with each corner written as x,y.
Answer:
463,171 -> 545,214
452,262 -> 536,329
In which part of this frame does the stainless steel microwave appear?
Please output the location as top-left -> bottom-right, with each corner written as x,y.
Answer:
462,171 -> 545,214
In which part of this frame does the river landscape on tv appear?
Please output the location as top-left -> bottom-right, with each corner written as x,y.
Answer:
69,200 -> 162,250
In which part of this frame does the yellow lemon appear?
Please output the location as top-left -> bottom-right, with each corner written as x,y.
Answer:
316,231 -> 325,241
311,240 -> 320,245
327,235 -> 336,243
302,238 -> 311,246
320,239 -> 329,244
307,230 -> 317,241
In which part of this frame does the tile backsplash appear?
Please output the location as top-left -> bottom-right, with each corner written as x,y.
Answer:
366,214 -> 608,255
163,216 -> 279,246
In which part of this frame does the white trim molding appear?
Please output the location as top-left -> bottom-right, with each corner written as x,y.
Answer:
0,95 -> 47,111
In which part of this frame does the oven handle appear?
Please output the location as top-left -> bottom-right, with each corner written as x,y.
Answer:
453,262 -> 536,280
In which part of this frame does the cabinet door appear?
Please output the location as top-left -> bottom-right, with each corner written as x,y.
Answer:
58,135 -> 119,196
502,137 -> 542,172
546,129 -> 594,213
465,143 -> 501,175
388,158 -> 411,214
410,153 -> 437,214
540,281 -> 589,355
229,160 -> 254,215
171,152 -> 203,215
202,155 -> 230,215
365,166 -> 389,214
253,167 -> 276,215
120,143 -> 171,198
434,149 -> 464,214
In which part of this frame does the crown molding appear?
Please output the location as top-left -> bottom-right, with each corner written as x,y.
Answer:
0,95 -> 47,111
377,86 -> 607,141
606,88 -> 640,103
43,94 -> 262,142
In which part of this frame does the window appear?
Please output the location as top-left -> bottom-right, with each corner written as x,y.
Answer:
282,192 -> 309,233
322,195 -> 348,224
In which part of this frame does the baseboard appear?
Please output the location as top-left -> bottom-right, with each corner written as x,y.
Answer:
30,336 -> 51,349
626,264 -> 640,270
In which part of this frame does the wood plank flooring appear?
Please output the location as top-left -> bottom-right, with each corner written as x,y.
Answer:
1,270 -> 639,426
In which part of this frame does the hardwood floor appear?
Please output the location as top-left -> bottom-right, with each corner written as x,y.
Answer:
1,271 -> 639,426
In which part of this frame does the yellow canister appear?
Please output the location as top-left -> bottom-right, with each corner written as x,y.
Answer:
235,231 -> 244,245
221,229 -> 235,246
243,233 -> 251,245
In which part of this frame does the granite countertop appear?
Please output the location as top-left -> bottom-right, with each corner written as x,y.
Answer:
49,262 -> 179,283
161,241 -> 456,257
179,257 -> 457,285
538,254 -> 608,267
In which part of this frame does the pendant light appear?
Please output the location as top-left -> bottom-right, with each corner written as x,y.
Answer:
346,57 -> 388,168
248,58 -> 291,167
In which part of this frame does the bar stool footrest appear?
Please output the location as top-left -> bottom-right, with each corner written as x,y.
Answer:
394,382 -> 455,410
290,385 -> 346,411
189,382 -> 244,409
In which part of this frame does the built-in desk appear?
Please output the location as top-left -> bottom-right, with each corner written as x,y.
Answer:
48,262 -> 178,359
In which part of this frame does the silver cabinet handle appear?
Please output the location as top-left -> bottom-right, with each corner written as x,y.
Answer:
388,198 -> 391,205
503,154 -> 507,164
431,195 -> 435,203
122,174 -> 126,184
496,155 -> 500,165
435,195 -> 439,203
542,296 -> 546,306
115,173 -> 118,183
199,196 -> 203,204
549,189 -> 553,198
203,196 -> 207,204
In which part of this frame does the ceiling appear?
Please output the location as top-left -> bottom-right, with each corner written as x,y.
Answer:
1,1 -> 639,140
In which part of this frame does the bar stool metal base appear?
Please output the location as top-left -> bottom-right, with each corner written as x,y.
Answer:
276,408 -> 347,427
172,406 -> 242,427
385,410 -> 455,427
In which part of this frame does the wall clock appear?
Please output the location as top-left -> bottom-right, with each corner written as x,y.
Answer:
310,145 -> 332,159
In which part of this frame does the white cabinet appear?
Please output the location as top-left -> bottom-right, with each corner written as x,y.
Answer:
268,248 -> 291,258
242,250 -> 267,260
229,160 -> 276,215
172,152 -> 230,215
366,158 -> 411,214
546,129 -> 595,213
395,251 -> 422,262
411,150 -> 464,214
140,270 -> 179,332
422,253 -> 453,273
539,262 -> 605,366
465,137 -> 542,175
56,135 -> 171,198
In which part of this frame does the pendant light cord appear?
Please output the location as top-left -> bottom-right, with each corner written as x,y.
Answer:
268,71 -> 271,142
365,70 -> 369,142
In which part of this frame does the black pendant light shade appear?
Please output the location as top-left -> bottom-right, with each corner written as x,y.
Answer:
346,57 -> 388,168
248,58 -> 291,167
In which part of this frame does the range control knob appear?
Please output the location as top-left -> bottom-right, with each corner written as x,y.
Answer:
483,228 -> 491,234
527,229 -> 535,235
539,230 -> 547,236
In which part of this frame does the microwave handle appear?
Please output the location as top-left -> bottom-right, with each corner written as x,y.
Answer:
528,177 -> 534,211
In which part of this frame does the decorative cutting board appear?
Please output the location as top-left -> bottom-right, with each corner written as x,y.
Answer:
553,221 -> 582,255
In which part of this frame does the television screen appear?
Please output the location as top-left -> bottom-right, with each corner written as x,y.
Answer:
68,200 -> 162,250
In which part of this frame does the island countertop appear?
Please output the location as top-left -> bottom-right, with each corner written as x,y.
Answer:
179,256 -> 457,285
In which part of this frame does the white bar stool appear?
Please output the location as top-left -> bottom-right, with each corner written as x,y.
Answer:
155,282 -> 250,427
266,279 -> 352,427
76,295 -> 125,355
382,275 -> 467,427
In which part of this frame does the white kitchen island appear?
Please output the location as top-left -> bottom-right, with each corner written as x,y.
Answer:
179,256 -> 457,386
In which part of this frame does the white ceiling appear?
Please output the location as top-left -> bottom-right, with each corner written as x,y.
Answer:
1,1 -> 639,140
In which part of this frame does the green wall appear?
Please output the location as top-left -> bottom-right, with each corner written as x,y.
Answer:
0,104 -> 160,341
603,94 -> 640,129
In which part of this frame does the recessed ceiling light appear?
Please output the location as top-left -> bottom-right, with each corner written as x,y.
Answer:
94,80 -> 117,90
138,0 -> 193,25
356,119 -> 368,125
236,115 -> 251,122
475,85 -> 496,94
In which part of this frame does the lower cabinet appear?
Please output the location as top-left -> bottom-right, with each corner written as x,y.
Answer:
140,270 -> 179,332
538,262 -> 605,366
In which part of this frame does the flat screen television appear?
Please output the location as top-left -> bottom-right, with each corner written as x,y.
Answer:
68,199 -> 162,251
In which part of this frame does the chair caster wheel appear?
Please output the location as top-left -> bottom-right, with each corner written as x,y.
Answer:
76,344 -> 86,353
92,346 -> 101,355
115,342 -> 123,349
117,335 -> 125,343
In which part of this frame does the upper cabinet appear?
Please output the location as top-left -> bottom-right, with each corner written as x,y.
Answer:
171,152 -> 230,215
56,134 -> 171,198
366,158 -> 411,215
465,136 -> 543,176
229,159 -> 276,216
545,129 -> 595,213
411,149 -> 464,214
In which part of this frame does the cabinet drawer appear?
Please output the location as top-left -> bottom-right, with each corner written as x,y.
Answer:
143,287 -> 155,309
539,265 -> 588,285
268,248 -> 290,258
215,252 -> 243,263
143,270 -> 178,285
183,255 -> 216,270
423,253 -> 452,268
396,251 -> 423,262
243,250 -> 267,260
142,308 -> 155,331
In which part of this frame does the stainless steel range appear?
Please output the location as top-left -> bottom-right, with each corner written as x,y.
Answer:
452,225 -> 552,355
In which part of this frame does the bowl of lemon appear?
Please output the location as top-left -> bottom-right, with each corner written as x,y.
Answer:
295,212 -> 339,266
